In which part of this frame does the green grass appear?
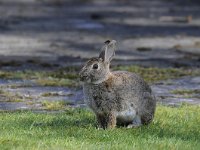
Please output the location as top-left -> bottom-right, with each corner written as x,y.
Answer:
0,104 -> 200,150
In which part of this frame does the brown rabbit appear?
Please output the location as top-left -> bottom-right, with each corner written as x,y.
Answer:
79,40 -> 156,129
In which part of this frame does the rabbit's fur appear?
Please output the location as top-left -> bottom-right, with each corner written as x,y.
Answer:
79,40 -> 156,129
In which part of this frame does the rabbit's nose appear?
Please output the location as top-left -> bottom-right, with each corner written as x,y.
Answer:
80,75 -> 87,81
79,71 -> 87,80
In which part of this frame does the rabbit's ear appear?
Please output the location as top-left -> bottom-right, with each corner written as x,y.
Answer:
99,40 -> 116,62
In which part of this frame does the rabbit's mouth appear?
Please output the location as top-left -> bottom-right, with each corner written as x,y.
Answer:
80,74 -> 90,82
80,75 -> 87,81
80,75 -> 97,83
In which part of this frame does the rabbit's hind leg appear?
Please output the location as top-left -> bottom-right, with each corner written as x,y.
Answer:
127,115 -> 142,128
96,114 -> 106,129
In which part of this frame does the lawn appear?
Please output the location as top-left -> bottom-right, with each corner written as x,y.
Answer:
0,104 -> 200,150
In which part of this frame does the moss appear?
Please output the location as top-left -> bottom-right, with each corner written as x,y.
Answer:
0,70 -> 38,79
114,65 -> 200,83
171,89 -> 200,98
0,67 -> 80,87
41,92 -> 60,97
0,68 -> 79,80
36,78 -> 77,87
41,100 -> 73,110
26,101 -> 35,105
0,89 -> 4,94
0,71 -> 12,78
7,84 -> 34,89
50,66 -> 80,79
0,90 -> 24,102
0,66 -> 199,87
172,89 -> 200,95
0,61 -> 22,67
136,47 -> 152,52
6,99 -> 23,102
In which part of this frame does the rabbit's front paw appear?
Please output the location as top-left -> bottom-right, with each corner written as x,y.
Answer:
96,113 -> 116,129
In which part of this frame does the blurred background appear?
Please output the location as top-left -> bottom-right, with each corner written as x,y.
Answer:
0,0 -> 200,68
0,0 -> 200,111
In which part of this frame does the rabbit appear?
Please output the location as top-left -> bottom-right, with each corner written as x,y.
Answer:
79,40 -> 156,129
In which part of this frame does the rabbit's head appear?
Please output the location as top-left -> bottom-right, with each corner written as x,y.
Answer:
79,40 -> 116,84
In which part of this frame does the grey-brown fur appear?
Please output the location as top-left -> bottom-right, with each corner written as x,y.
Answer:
79,40 -> 156,129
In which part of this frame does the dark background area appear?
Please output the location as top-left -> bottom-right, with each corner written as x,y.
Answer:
0,0 -> 200,70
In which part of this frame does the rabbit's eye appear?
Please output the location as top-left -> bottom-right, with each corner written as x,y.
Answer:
92,64 -> 98,69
